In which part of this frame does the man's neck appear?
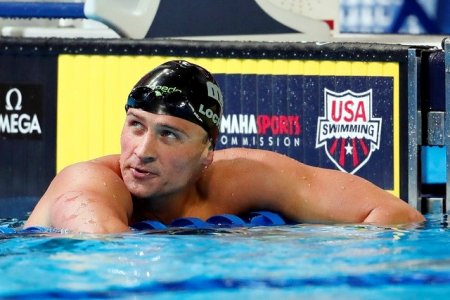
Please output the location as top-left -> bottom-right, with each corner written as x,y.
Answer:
132,185 -> 199,225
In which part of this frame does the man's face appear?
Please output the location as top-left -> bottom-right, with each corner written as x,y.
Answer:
120,108 -> 212,199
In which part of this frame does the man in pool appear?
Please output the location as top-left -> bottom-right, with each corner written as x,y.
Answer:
24,60 -> 425,233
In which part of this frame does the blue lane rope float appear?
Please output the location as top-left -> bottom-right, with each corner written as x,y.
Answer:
131,211 -> 288,231
247,211 -> 286,226
0,211 -> 288,235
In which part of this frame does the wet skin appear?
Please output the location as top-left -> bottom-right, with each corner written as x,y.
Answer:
24,110 -> 425,233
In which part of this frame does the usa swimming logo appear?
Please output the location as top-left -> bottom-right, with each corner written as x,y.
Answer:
316,89 -> 382,174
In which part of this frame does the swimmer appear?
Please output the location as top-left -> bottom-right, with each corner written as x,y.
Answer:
24,60 -> 425,233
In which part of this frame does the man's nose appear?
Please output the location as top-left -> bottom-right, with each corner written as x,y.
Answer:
134,133 -> 157,163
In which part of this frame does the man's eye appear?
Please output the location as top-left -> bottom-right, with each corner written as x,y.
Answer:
160,130 -> 179,139
130,120 -> 143,129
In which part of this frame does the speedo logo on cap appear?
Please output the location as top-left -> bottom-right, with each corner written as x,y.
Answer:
152,85 -> 182,96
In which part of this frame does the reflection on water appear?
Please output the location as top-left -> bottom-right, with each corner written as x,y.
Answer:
0,214 -> 450,299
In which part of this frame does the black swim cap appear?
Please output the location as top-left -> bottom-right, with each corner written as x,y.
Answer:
125,60 -> 223,147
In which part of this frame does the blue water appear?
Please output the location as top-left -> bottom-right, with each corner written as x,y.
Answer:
1,215 -> 450,299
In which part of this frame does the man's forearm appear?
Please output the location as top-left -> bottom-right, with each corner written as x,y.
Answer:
362,204 -> 425,225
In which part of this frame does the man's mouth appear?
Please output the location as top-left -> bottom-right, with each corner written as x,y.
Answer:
130,166 -> 158,179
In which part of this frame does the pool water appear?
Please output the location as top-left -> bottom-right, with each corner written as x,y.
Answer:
1,214 -> 450,299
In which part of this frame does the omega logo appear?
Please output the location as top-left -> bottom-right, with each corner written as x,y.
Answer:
5,88 -> 23,111
0,87 -> 42,135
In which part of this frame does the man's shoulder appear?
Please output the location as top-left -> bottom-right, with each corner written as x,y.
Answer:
208,147 -> 285,179
213,147 -> 259,160
89,155 -> 121,172
201,148 -> 296,214
58,155 -> 121,180
213,147 -> 290,163
208,147 -> 301,185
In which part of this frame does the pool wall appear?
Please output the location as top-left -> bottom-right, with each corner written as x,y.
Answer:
0,37 -> 446,217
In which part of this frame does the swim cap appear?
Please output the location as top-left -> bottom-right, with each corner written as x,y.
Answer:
125,60 -> 223,147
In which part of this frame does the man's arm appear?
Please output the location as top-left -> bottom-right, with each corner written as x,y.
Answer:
24,156 -> 133,233
214,148 -> 424,225
288,164 -> 425,225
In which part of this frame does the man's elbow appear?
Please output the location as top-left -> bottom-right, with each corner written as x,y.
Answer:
363,204 -> 425,225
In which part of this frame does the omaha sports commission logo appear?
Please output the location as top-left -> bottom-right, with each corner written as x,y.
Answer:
316,89 -> 382,174
219,114 -> 301,147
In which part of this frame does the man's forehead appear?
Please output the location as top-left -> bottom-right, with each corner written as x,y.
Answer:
127,108 -> 206,132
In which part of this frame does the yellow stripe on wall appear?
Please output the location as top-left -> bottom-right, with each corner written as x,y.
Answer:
57,55 -> 175,171
383,62 -> 401,197
57,56 -> 400,196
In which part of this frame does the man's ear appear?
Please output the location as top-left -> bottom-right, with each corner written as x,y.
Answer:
203,148 -> 214,168
200,139 -> 214,169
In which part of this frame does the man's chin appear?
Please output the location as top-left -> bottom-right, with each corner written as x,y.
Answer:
123,181 -> 156,199
127,186 -> 155,198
